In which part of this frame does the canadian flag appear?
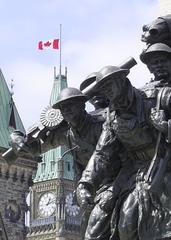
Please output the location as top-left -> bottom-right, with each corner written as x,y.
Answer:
38,39 -> 59,50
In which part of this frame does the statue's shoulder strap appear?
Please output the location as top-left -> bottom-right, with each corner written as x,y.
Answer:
156,87 -> 165,110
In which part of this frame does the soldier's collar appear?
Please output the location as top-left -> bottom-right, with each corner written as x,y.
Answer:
69,113 -> 89,134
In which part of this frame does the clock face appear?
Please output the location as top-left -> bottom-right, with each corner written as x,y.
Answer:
38,192 -> 56,218
65,192 -> 80,217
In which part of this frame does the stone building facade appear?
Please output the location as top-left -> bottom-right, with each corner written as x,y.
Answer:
0,69 -> 39,239
159,0 -> 171,15
0,154 -> 38,239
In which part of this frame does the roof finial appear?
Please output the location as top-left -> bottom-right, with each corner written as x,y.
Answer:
54,66 -> 56,79
65,67 -> 67,78
10,79 -> 14,97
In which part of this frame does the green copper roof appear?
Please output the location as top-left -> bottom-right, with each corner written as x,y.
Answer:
34,71 -> 74,182
0,69 -> 25,149
49,74 -> 67,106
34,146 -> 74,182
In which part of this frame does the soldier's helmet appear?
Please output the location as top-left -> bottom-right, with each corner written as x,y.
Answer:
80,72 -> 99,92
100,66 -> 128,81
140,43 -> 171,64
92,65 -> 129,91
80,72 -> 109,109
52,87 -> 87,109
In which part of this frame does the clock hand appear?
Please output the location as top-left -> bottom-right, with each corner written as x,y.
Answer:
46,199 -> 55,206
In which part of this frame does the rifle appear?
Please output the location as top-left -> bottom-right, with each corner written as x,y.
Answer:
144,87 -> 170,192
2,106 -> 64,163
80,56 -> 137,95
2,123 -> 46,163
149,147 -> 171,192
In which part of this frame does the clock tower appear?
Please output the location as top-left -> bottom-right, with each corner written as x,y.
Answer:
27,68 -> 81,240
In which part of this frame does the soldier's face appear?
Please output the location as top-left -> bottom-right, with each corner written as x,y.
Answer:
147,53 -> 171,81
59,100 -> 85,125
89,95 -> 109,109
98,81 -> 113,100
98,77 -> 123,102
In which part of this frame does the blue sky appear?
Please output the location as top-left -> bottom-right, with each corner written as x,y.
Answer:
0,0 -> 159,129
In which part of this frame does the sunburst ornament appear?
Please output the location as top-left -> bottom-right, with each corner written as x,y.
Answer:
40,105 -> 64,129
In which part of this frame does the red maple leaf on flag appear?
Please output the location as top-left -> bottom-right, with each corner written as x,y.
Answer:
44,41 -> 52,47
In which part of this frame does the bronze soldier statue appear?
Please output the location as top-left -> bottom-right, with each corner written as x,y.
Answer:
76,66 -> 128,240
7,87 -> 106,239
103,43 -> 171,240
109,43 -> 171,240
136,42 -> 171,240
76,64 -> 155,240
77,47 -> 171,239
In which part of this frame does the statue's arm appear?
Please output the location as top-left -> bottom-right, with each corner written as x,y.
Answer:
78,118 -> 119,193
150,108 -> 168,133
149,87 -> 171,142
76,126 -> 120,209
39,123 -> 68,154
5,121 -> 68,160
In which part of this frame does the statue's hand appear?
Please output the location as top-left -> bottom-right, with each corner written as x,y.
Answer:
98,190 -> 115,213
150,108 -> 167,134
76,183 -> 93,210
9,130 -> 27,154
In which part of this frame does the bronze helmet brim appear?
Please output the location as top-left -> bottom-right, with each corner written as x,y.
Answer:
140,43 -> 171,64
92,68 -> 129,91
52,95 -> 87,109
80,75 -> 97,91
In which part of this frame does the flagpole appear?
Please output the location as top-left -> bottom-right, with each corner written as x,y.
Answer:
59,24 -> 62,76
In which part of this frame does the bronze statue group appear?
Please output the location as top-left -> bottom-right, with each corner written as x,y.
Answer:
6,14 -> 171,240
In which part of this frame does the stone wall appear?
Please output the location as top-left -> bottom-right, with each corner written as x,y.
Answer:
0,152 -> 38,240
159,0 -> 171,15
